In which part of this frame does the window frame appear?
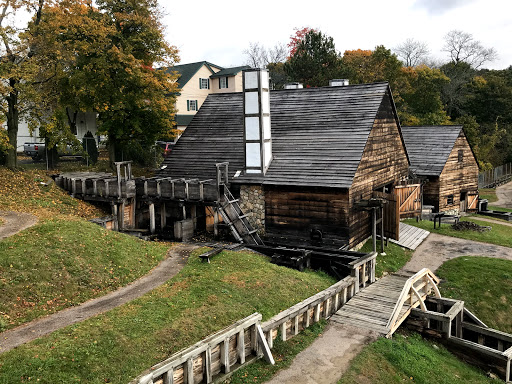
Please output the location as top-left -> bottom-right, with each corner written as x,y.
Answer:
447,194 -> 454,205
187,100 -> 198,111
219,77 -> 228,89
199,78 -> 210,89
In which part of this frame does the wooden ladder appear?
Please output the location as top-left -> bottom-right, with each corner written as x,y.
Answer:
218,187 -> 264,246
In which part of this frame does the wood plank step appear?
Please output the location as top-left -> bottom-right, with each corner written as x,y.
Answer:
333,311 -> 388,327
330,317 -> 388,334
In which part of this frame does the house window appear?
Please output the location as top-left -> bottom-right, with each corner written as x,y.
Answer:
199,78 -> 209,89
219,77 -> 228,89
458,149 -> 464,163
187,100 -> 198,111
447,194 -> 454,205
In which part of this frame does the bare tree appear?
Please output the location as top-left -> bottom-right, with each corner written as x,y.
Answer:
244,42 -> 287,68
394,38 -> 430,67
442,30 -> 497,69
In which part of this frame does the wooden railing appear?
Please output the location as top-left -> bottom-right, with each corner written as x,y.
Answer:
261,275 -> 358,348
349,252 -> 377,293
386,268 -> 441,336
131,313 -> 269,384
407,296 -> 512,382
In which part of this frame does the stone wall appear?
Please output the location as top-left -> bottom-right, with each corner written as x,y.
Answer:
239,185 -> 265,234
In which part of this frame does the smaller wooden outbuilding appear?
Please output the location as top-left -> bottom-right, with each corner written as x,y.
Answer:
401,125 -> 479,213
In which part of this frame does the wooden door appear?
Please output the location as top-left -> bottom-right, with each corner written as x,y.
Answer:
467,192 -> 479,211
395,184 -> 422,218
373,191 -> 400,241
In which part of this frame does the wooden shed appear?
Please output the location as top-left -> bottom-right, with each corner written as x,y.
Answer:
159,81 -> 410,249
401,125 -> 479,213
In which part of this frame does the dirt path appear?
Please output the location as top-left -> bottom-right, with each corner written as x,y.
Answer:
470,216 -> 512,228
0,243 -> 198,354
0,211 -> 38,240
265,232 -> 512,384
493,180 -> 512,208
401,233 -> 512,273
263,323 -> 378,384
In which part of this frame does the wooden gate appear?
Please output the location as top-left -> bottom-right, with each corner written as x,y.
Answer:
395,184 -> 422,218
373,191 -> 400,241
467,192 -> 479,211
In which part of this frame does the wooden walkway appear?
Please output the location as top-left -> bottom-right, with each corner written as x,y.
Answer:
331,274 -> 410,335
389,222 -> 430,250
331,269 -> 440,337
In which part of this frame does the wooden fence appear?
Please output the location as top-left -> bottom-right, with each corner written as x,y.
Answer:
407,297 -> 512,382
131,252 -> 377,384
479,163 -> 512,189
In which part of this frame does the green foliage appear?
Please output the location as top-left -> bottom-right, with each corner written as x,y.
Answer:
437,257 -> 512,333
0,218 -> 169,331
284,29 -> 342,87
0,250 -> 335,383
399,65 -> 451,126
339,333 -> 494,384
359,240 -> 412,278
82,131 -> 99,164
404,217 -> 512,248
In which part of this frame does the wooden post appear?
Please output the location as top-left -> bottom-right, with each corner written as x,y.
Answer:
281,322 -> 287,341
204,348 -> 212,384
149,203 -> 156,234
214,204 -> 219,238
163,368 -> 174,384
160,203 -> 167,230
267,329 -> 273,349
237,330 -> 246,364
119,202 -> 125,230
221,337 -> 230,373
372,208 -> 377,253
304,309 -> 310,328
186,358 -> 194,384
314,304 -> 321,322
352,267 -> 360,294
294,316 -> 299,335
380,206 -> 385,253
111,203 -> 118,231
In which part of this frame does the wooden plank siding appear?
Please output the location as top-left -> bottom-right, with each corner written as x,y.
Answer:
265,185 -> 350,245
348,94 -> 409,247
438,132 -> 479,212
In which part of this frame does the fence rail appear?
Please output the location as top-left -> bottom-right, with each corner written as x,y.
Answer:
130,252 -> 377,384
479,163 -> 512,189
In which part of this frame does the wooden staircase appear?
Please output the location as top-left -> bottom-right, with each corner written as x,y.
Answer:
218,187 -> 263,246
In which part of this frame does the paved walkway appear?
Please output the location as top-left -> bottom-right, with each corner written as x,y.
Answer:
494,181 -> 512,208
0,243 -> 198,354
0,211 -> 38,240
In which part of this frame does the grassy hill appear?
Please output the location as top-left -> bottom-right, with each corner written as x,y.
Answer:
0,250 -> 336,383
0,167 -> 171,331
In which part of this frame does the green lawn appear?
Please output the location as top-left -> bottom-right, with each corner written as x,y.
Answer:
0,218 -> 170,331
358,240 -> 412,278
339,256 -> 512,383
437,256 -> 512,333
404,217 -> 512,248
338,333 -> 494,384
478,188 -> 498,203
0,250 -> 335,383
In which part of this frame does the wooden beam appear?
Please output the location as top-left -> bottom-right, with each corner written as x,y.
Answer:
256,324 -> 275,365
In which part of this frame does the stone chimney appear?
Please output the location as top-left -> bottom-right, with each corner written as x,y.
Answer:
243,68 -> 272,174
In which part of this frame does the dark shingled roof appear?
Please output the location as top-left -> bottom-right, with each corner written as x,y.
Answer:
166,61 -> 222,88
401,125 -> 463,176
210,66 -> 251,78
175,114 -> 195,126
158,82 -> 395,189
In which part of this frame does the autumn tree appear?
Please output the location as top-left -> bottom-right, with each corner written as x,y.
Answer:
0,0 -> 45,168
399,65 -> 451,126
284,29 -> 342,87
394,38 -> 430,67
443,30 -> 497,69
30,0 -> 180,166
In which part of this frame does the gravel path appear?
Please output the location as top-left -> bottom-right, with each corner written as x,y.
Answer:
0,211 -> 38,240
493,180 -> 512,208
0,243 -> 198,354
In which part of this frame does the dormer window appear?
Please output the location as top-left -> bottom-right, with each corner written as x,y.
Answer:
219,77 -> 228,89
199,78 -> 210,89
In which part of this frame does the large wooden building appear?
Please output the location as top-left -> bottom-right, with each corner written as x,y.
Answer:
401,125 -> 479,213
158,73 -> 410,249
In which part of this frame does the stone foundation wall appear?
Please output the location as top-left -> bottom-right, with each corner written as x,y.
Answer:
239,185 -> 265,234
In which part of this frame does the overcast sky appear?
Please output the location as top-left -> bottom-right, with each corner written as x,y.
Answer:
160,0 -> 511,70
